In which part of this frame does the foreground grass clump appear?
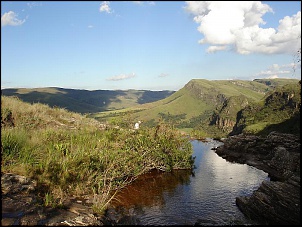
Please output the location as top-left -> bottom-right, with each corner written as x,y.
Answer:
1,95 -> 194,214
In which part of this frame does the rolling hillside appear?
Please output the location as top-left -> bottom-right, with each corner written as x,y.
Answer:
91,78 -> 276,122
91,79 -> 269,122
2,78 -> 299,138
1,87 -> 175,114
91,78 -> 300,137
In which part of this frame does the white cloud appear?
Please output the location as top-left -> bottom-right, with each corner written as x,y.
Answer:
133,1 -> 143,5
107,73 -> 136,81
100,1 -> 113,14
133,1 -> 155,6
159,73 -> 169,77
206,45 -> 228,53
27,2 -> 42,9
88,25 -> 94,28
1,11 -> 26,27
255,63 -> 296,79
184,1 -> 301,55
267,75 -> 279,79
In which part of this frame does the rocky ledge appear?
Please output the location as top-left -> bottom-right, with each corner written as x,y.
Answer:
1,173 -> 106,226
215,131 -> 300,225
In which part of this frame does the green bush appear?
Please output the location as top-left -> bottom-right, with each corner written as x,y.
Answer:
1,128 -> 27,158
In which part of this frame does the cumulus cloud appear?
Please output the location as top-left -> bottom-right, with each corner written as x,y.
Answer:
184,1 -> 301,55
1,11 -> 26,27
100,1 -> 113,14
107,73 -> 136,81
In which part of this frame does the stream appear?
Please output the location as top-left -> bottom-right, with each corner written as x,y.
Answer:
107,139 -> 270,225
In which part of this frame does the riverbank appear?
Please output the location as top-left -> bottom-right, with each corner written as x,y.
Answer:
2,138 -> 264,226
3,132 -> 299,225
215,131 -> 300,225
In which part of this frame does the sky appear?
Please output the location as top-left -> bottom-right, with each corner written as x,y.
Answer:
1,1 -> 301,91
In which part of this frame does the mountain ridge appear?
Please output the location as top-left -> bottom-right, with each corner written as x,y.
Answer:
91,78 -> 300,138
1,87 -> 175,114
2,78 -> 300,138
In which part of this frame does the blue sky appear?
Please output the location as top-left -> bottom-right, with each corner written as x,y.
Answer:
1,1 -> 301,91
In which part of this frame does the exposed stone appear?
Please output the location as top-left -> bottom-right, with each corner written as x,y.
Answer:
236,180 -> 300,225
215,131 -> 300,225
1,173 -> 105,226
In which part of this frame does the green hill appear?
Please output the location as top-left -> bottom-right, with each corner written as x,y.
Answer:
2,79 -> 299,138
1,87 -> 175,114
92,78 -> 300,138
232,81 -> 301,136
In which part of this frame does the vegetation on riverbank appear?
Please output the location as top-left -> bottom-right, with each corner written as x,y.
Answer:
1,95 -> 194,214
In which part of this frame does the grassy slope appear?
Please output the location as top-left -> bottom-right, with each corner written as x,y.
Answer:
90,87 -> 212,124
3,79 -> 299,136
1,87 -> 175,114
242,82 -> 301,135
92,79 -> 275,124
187,79 -> 269,101
91,78 -> 300,139
1,95 -> 194,213
254,78 -> 300,88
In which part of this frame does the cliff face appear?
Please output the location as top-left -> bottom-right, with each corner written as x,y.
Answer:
215,131 -> 300,225
209,95 -> 249,133
265,89 -> 300,109
210,116 -> 236,132
231,82 -> 301,136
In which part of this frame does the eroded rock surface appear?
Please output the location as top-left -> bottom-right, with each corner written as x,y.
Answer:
215,131 -> 300,225
1,173 -> 104,226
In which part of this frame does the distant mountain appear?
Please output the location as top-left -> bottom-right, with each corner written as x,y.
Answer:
1,87 -> 175,114
2,79 -> 299,138
92,78 -> 300,138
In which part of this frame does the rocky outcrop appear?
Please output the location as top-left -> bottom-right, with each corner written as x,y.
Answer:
1,173 -> 104,226
210,116 -> 236,132
265,90 -> 300,109
215,131 -> 300,225
210,95 -> 250,134
235,179 -> 300,225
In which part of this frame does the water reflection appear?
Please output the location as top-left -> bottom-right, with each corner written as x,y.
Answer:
109,139 -> 269,225
111,169 -> 192,209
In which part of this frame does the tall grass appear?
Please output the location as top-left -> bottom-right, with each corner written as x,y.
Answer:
1,95 -> 194,214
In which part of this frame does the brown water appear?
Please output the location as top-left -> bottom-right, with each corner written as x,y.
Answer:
109,139 -> 269,225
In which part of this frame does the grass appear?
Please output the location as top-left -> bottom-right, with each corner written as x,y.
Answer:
1,95 -> 194,214
89,79 -> 300,140
2,87 -> 175,114
238,82 -> 301,135
90,79 -> 279,133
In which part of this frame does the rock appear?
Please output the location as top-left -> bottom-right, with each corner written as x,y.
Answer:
1,173 -> 104,226
215,131 -> 300,225
236,180 -> 300,225
1,173 -> 37,195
